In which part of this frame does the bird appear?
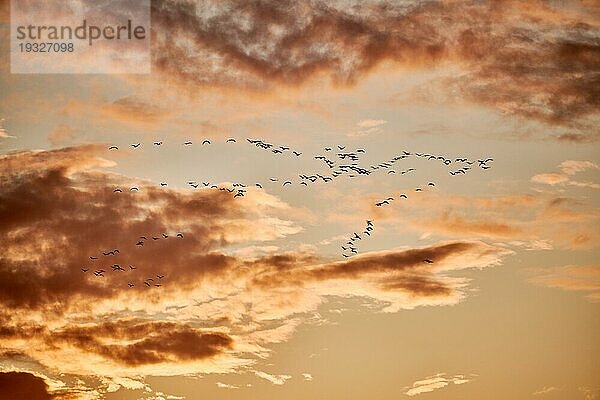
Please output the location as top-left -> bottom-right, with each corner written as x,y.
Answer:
129,265 -> 136,270
293,151 -> 302,156
113,188 -> 122,193
128,283 -> 135,288
428,182 -> 435,186
160,182 -> 167,186
227,138 -> 236,143
90,256 -> 98,260
131,143 -> 140,148
176,233 -> 184,238
183,141 -> 193,145
140,236 -> 147,240
256,183 -> 263,188
130,187 -> 139,191
153,141 -> 163,146
162,233 -> 168,238
283,181 -> 292,186
81,268 -> 88,272
424,259 -> 434,264
202,140 -> 211,145
109,146 -> 118,150
157,274 -> 164,279
399,194 -> 408,199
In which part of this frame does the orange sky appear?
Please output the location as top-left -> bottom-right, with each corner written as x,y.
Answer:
0,1 -> 598,399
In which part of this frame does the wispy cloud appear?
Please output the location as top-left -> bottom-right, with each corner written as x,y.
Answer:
533,386 -> 560,395
253,371 -> 292,386
404,373 -> 472,396
530,265 -> 600,302
532,160 -> 599,189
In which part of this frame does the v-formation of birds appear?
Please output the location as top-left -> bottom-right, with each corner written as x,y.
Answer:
97,137 -> 494,284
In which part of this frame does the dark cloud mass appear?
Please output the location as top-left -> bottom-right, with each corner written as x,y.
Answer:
151,0 -> 599,130
53,321 -> 233,366
0,372 -> 52,400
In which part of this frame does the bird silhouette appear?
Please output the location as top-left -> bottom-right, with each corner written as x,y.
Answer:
109,146 -> 118,150
131,143 -> 140,148
202,140 -> 211,145
153,141 -> 163,146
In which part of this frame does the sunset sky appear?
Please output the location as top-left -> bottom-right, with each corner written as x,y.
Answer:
0,1 -> 598,399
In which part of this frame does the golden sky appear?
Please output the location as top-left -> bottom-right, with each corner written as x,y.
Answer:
0,1 -> 598,399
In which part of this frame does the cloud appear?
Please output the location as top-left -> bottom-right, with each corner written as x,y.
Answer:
216,382 -> 239,389
0,118 -> 15,139
100,96 -> 171,126
559,160 -> 599,176
404,373 -> 472,396
150,0 -> 599,133
383,190 -> 598,250
532,160 -> 599,189
253,371 -> 292,385
52,321 -> 233,366
532,173 -> 570,186
47,125 -> 75,146
0,145 -> 511,392
0,371 -> 52,400
530,265 -> 600,302
533,386 -> 560,395
352,119 -> 387,135
579,386 -> 600,400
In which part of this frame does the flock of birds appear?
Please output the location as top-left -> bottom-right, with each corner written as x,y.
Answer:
89,137 -> 494,286
81,232 -> 184,289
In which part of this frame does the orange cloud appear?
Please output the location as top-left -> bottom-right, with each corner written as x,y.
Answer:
530,265 -> 600,302
0,145 -> 511,392
150,0 -> 599,133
